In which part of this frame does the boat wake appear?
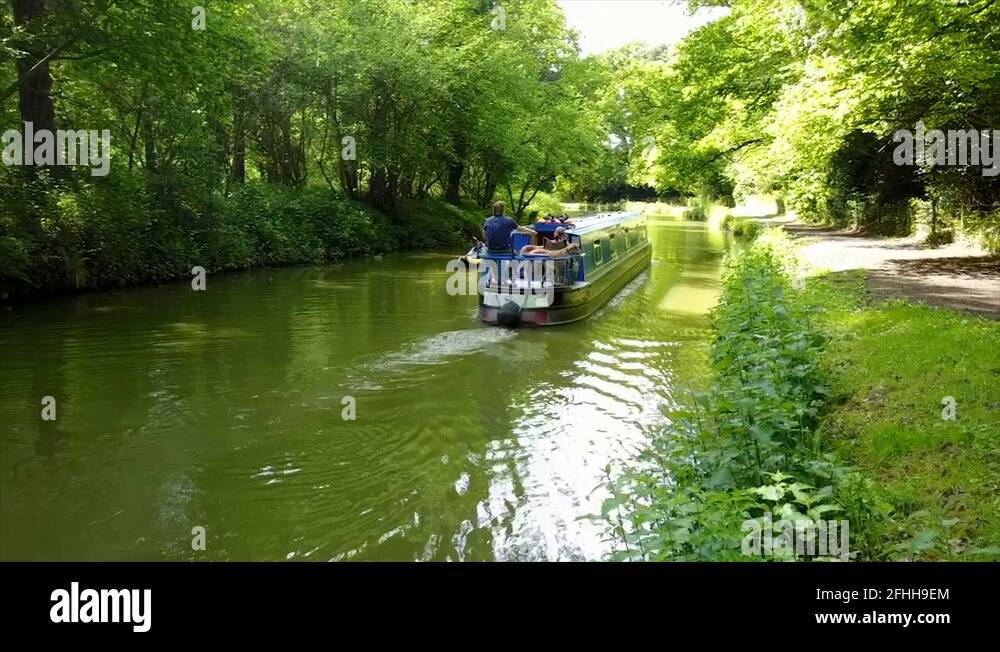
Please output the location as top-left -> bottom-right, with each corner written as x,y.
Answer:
347,328 -> 517,390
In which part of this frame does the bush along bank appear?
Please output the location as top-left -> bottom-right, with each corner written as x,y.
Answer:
719,214 -> 764,240
0,170 -> 483,301
600,230 -> 890,561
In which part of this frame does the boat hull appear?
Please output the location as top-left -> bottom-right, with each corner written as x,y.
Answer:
478,241 -> 651,326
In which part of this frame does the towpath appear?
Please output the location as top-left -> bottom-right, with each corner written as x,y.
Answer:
774,220 -> 1000,319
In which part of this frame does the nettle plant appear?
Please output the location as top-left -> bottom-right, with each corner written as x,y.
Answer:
597,231 -> 887,561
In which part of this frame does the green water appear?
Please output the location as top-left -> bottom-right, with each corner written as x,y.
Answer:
0,219 -> 728,561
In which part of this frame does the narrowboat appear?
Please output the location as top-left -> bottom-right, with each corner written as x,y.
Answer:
471,211 -> 652,326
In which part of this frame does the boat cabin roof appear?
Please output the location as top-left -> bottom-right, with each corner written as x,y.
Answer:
563,211 -> 643,236
531,212 -> 642,238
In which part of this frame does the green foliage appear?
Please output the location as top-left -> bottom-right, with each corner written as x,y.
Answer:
2,0 -> 614,298
923,228 -> 955,248
599,231 -> 890,560
681,205 -> 707,222
0,166 -> 478,297
723,217 -> 763,240
5,0 -> 1000,297
599,0 -> 1000,243
524,191 -> 565,218
393,198 -> 482,250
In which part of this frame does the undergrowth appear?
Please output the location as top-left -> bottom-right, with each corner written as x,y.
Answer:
599,230 -> 891,561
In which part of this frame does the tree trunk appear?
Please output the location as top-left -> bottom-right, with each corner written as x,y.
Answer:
445,161 -> 464,204
386,169 -> 399,211
366,78 -> 396,210
12,0 -> 56,135
143,115 -> 157,171
482,173 -> 497,208
231,104 -> 246,184
368,167 -> 388,210
340,160 -> 358,198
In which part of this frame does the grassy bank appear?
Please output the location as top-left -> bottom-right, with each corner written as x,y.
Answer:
804,271 -> 1000,559
605,229 -> 998,560
0,170 -> 482,301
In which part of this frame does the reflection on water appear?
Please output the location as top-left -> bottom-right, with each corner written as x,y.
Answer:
0,219 -> 727,560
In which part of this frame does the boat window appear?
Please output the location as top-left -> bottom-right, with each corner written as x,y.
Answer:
593,240 -> 603,265
609,234 -> 618,259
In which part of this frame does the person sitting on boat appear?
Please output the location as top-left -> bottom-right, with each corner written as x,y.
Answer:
518,242 -> 580,257
543,227 -> 568,250
483,201 -> 536,255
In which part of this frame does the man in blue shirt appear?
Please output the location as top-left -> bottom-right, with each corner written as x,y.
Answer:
483,201 -> 536,254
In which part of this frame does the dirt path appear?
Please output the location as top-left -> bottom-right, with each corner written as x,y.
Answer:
777,221 -> 1000,319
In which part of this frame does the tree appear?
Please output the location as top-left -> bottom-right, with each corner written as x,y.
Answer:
10,0 -> 55,133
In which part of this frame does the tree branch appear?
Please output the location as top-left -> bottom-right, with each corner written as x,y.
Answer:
0,35 -> 79,104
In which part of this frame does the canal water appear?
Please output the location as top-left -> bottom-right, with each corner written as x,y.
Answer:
0,218 -> 728,560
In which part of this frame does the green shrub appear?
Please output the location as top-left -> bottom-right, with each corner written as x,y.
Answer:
923,228 -> 954,248
0,169 -> 471,300
731,218 -> 763,240
394,198 -> 482,249
716,213 -> 735,231
681,205 -> 707,221
962,206 -> 1000,253
718,215 -> 763,240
